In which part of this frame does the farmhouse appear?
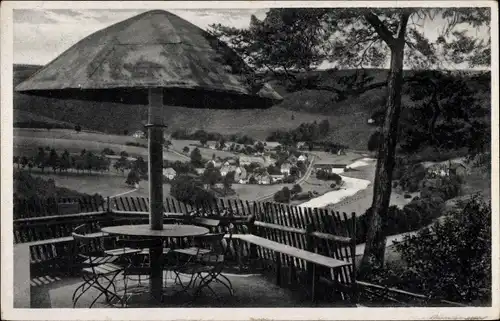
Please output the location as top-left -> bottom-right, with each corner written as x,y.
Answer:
254,172 -> 271,185
270,174 -> 285,183
264,141 -> 281,151
195,168 -> 205,175
280,162 -> 292,175
298,154 -> 308,162
427,161 -> 469,178
132,130 -> 146,139
314,164 -> 347,174
207,159 -> 222,168
163,167 -> 177,180
234,166 -> 247,181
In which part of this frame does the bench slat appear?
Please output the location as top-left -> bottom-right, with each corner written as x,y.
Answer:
230,234 -> 351,269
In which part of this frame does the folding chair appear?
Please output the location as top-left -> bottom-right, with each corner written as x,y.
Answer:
71,226 -> 134,308
172,223 -> 235,300
115,238 -> 170,306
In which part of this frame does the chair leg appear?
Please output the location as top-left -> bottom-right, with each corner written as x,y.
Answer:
217,274 -> 234,295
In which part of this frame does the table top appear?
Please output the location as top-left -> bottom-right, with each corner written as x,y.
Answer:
101,224 -> 209,238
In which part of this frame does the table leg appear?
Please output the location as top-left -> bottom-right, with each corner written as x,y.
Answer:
149,244 -> 163,302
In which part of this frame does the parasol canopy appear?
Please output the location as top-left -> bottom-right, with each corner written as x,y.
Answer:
15,9 -> 283,108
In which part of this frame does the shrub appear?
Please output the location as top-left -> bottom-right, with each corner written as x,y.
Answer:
393,195 -> 491,304
367,131 -> 382,151
125,141 -> 147,148
404,194 -> 411,199
102,148 -> 115,155
399,163 -> 427,192
291,184 -> 302,194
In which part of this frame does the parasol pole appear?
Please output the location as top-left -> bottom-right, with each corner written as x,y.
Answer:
147,88 -> 165,301
147,88 -> 164,231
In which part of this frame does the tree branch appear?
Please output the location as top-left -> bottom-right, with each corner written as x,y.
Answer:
364,12 -> 396,47
396,12 -> 411,40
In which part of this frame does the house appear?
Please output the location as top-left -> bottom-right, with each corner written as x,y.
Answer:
298,154 -> 308,162
314,164 -> 346,174
450,162 -> 468,176
206,159 -> 222,168
163,168 -> 177,180
270,174 -> 285,183
234,166 -> 247,182
296,142 -> 307,149
195,168 -> 205,175
220,164 -> 238,177
427,161 -> 469,178
132,130 -> 146,139
254,171 -> 271,185
207,142 -> 217,150
280,162 -> 292,175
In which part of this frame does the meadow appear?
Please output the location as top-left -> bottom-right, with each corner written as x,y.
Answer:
13,129 -> 187,162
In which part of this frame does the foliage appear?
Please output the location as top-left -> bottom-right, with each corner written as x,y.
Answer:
274,187 -> 291,203
101,147 -> 115,155
13,170 -> 89,200
202,166 -> 222,186
367,131 -> 382,152
390,196 -> 491,304
170,175 -> 216,205
190,147 -> 205,167
291,184 -> 302,194
398,163 -> 427,192
316,170 -> 342,183
125,169 -> 141,186
125,141 -> 148,148
163,160 -> 197,175
266,120 -> 330,144
182,146 -> 190,154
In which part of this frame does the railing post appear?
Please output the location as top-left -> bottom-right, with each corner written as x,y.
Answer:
247,214 -> 257,259
306,222 -> 317,302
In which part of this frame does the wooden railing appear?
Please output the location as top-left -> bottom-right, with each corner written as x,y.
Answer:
13,195 -> 467,307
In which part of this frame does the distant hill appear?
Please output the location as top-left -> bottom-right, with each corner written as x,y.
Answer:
12,64 -> 490,150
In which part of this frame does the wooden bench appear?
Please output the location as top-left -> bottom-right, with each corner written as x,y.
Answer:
225,217 -> 356,303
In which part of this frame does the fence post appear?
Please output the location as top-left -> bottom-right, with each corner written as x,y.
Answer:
106,196 -> 111,213
350,212 -> 358,306
247,214 -> 257,259
306,222 -> 317,302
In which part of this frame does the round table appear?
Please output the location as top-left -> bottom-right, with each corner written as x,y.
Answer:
101,224 -> 209,302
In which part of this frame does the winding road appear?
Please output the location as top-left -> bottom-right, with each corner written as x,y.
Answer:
255,154 -> 316,202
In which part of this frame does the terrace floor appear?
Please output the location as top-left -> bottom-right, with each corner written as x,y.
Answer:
29,271 -> 351,308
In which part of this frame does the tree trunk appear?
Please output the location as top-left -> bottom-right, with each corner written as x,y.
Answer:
359,40 -> 405,276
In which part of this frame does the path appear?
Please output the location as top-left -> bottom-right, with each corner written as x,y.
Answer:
109,188 -> 139,199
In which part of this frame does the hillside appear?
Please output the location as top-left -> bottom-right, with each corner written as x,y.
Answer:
12,64 -> 490,150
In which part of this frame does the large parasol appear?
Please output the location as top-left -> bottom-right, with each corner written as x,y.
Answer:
16,9 -> 282,301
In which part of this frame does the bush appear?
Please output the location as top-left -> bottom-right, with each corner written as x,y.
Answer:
394,196 -> 491,304
316,170 -> 342,183
291,184 -> 302,194
404,194 -> 411,199
399,163 -> 427,192
274,187 -> 291,203
125,141 -> 147,148
102,148 -> 115,155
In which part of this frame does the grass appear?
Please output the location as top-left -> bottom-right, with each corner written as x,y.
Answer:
310,151 -> 365,165
13,130 -> 187,162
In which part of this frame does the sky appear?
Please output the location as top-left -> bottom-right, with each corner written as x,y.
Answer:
13,8 -> 490,69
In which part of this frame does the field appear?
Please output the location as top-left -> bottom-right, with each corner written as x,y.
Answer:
309,151 -> 367,165
169,139 -> 238,160
13,129 -> 187,162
